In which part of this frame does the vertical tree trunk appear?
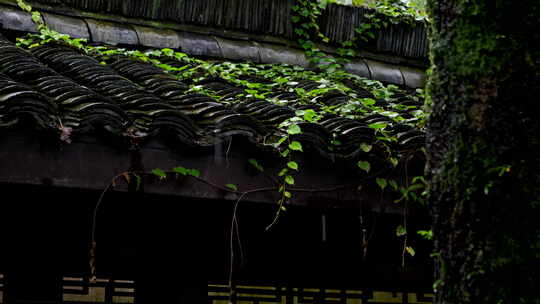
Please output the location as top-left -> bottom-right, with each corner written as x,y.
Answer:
426,0 -> 540,303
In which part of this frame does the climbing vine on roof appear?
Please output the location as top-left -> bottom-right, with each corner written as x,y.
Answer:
8,0 -> 430,287
322,0 -> 428,21
13,0 -> 427,215
291,0 -> 428,71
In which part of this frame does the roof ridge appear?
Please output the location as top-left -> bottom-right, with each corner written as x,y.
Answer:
0,2 -> 426,87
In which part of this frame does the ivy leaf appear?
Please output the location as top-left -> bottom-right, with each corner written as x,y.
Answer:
287,124 -> 302,135
389,157 -> 399,167
17,0 -> 33,12
361,98 -> 376,106
284,191 -> 292,198
376,178 -> 387,190
248,158 -> 264,172
278,168 -> 289,177
357,161 -> 371,173
407,184 -> 425,192
289,141 -> 303,151
360,143 -> 372,153
31,11 -> 42,23
389,179 -> 399,191
274,77 -> 288,84
396,225 -> 407,237
380,111 -> 400,118
287,161 -> 299,170
147,49 -> 162,57
342,40 -> 353,47
151,168 -> 167,179
173,166 -> 188,175
303,109 -> 318,122
412,176 -> 426,184
225,183 -> 238,191
273,136 -> 287,148
417,230 -> 433,240
187,169 -> 201,178
285,175 -> 295,185
405,246 -> 416,257
134,174 -> 142,191
161,48 -> 174,56
295,87 -> 306,95
368,122 -> 388,130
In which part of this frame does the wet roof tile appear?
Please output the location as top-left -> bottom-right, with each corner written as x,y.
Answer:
0,32 -> 425,167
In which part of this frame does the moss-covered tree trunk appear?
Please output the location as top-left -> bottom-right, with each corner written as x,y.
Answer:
426,0 -> 540,303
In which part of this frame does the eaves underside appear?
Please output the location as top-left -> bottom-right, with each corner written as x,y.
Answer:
0,131 -> 407,213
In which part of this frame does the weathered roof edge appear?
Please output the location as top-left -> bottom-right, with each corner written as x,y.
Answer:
16,0 -> 430,59
0,2 -> 426,88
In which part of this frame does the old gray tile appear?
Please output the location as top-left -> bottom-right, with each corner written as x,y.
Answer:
344,60 -> 371,79
42,13 -> 90,39
176,31 -> 222,58
0,6 -> 37,33
256,42 -> 309,67
133,25 -> 181,49
365,59 -> 404,85
214,37 -> 260,62
85,18 -> 138,45
400,65 -> 426,88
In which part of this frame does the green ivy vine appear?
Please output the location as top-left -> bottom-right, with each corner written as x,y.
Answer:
288,0 -> 431,257
291,0 -> 428,72
12,0 -> 432,285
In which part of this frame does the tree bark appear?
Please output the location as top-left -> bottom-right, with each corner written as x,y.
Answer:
426,0 -> 540,303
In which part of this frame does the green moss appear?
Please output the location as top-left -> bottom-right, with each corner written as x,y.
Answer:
450,23 -> 503,77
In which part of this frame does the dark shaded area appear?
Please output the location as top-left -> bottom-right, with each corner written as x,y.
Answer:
426,0 -> 540,303
0,182 -> 433,303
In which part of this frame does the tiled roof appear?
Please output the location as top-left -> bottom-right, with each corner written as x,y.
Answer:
0,2 -> 427,88
15,0 -> 429,59
0,32 -> 425,165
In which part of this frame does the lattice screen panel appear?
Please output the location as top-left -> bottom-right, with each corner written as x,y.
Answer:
208,283 -> 433,304
62,277 -> 135,304
0,274 -> 432,304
